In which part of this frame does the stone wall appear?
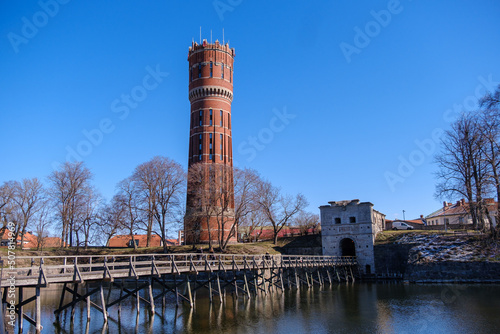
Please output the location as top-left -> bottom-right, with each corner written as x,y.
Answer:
373,242 -> 500,282
281,235 -> 322,255
405,261 -> 500,282
374,243 -> 414,275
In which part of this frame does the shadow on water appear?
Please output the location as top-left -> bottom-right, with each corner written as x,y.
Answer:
7,282 -> 500,333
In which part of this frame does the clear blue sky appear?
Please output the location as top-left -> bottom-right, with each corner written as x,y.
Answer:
1,0 -> 499,224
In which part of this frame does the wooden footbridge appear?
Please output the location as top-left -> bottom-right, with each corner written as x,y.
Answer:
0,253 -> 358,333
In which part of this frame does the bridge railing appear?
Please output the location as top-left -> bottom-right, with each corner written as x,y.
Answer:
0,253 -> 357,287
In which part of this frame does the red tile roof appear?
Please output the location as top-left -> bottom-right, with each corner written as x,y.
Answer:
0,227 -> 64,248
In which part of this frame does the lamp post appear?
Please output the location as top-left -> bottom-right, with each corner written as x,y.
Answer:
402,210 -> 406,222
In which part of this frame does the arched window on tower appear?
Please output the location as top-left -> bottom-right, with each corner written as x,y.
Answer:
220,110 -> 223,126
209,133 -> 213,160
229,67 -> 232,83
198,64 -> 202,78
209,109 -> 213,126
221,63 -> 224,79
199,110 -> 203,126
210,62 -> 213,78
220,134 -> 223,160
198,134 -> 202,161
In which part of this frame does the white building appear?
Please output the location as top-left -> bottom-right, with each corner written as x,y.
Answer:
426,199 -> 498,228
320,199 -> 385,274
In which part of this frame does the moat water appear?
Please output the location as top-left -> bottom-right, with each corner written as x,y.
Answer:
6,283 -> 500,333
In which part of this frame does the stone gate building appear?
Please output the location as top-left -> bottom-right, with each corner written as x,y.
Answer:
320,199 -> 385,274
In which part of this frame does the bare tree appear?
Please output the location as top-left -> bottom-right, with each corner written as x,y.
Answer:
11,178 -> 45,249
75,186 -> 102,250
435,113 -> 482,229
48,161 -> 93,248
114,177 -> 142,249
132,156 -> 186,250
150,157 -> 185,253
239,208 -> 267,242
34,200 -> 52,251
97,197 -> 126,248
480,84 -> 500,109
0,181 -> 15,227
256,180 -> 308,244
186,163 -> 219,251
480,85 -> 500,237
293,211 -> 320,235
186,164 -> 259,251
132,159 -> 159,247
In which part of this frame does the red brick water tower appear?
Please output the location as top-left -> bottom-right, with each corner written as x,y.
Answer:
185,39 -> 236,245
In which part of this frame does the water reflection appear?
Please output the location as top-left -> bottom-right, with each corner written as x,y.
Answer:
7,283 -> 500,333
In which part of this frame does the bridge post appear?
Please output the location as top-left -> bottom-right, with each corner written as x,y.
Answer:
71,282 -> 78,321
99,283 -> 108,323
208,273 -> 213,303
186,275 -> 193,308
148,277 -> 155,313
174,275 -> 179,306
280,269 -> 285,291
86,284 -> 91,321
135,279 -> 140,313
216,273 -> 222,303
243,273 -> 251,298
35,286 -> 41,333
233,273 -> 238,298
317,271 -> 323,287
18,287 -> 23,332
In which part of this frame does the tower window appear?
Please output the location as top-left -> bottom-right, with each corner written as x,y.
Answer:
198,64 -> 201,78
350,217 -> 356,224
199,110 -> 203,126
209,109 -> 213,126
220,110 -> 223,126
221,63 -> 224,79
209,133 -> 213,160
210,62 -> 213,78
335,218 -> 341,224
228,114 -> 231,129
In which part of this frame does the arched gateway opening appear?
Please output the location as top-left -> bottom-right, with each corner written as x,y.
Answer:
340,238 -> 356,257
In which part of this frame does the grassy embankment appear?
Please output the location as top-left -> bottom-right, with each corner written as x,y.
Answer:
0,236 -> 309,259
374,229 -> 486,245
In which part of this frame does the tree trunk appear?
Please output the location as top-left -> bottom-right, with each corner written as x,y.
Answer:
129,229 -> 137,250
